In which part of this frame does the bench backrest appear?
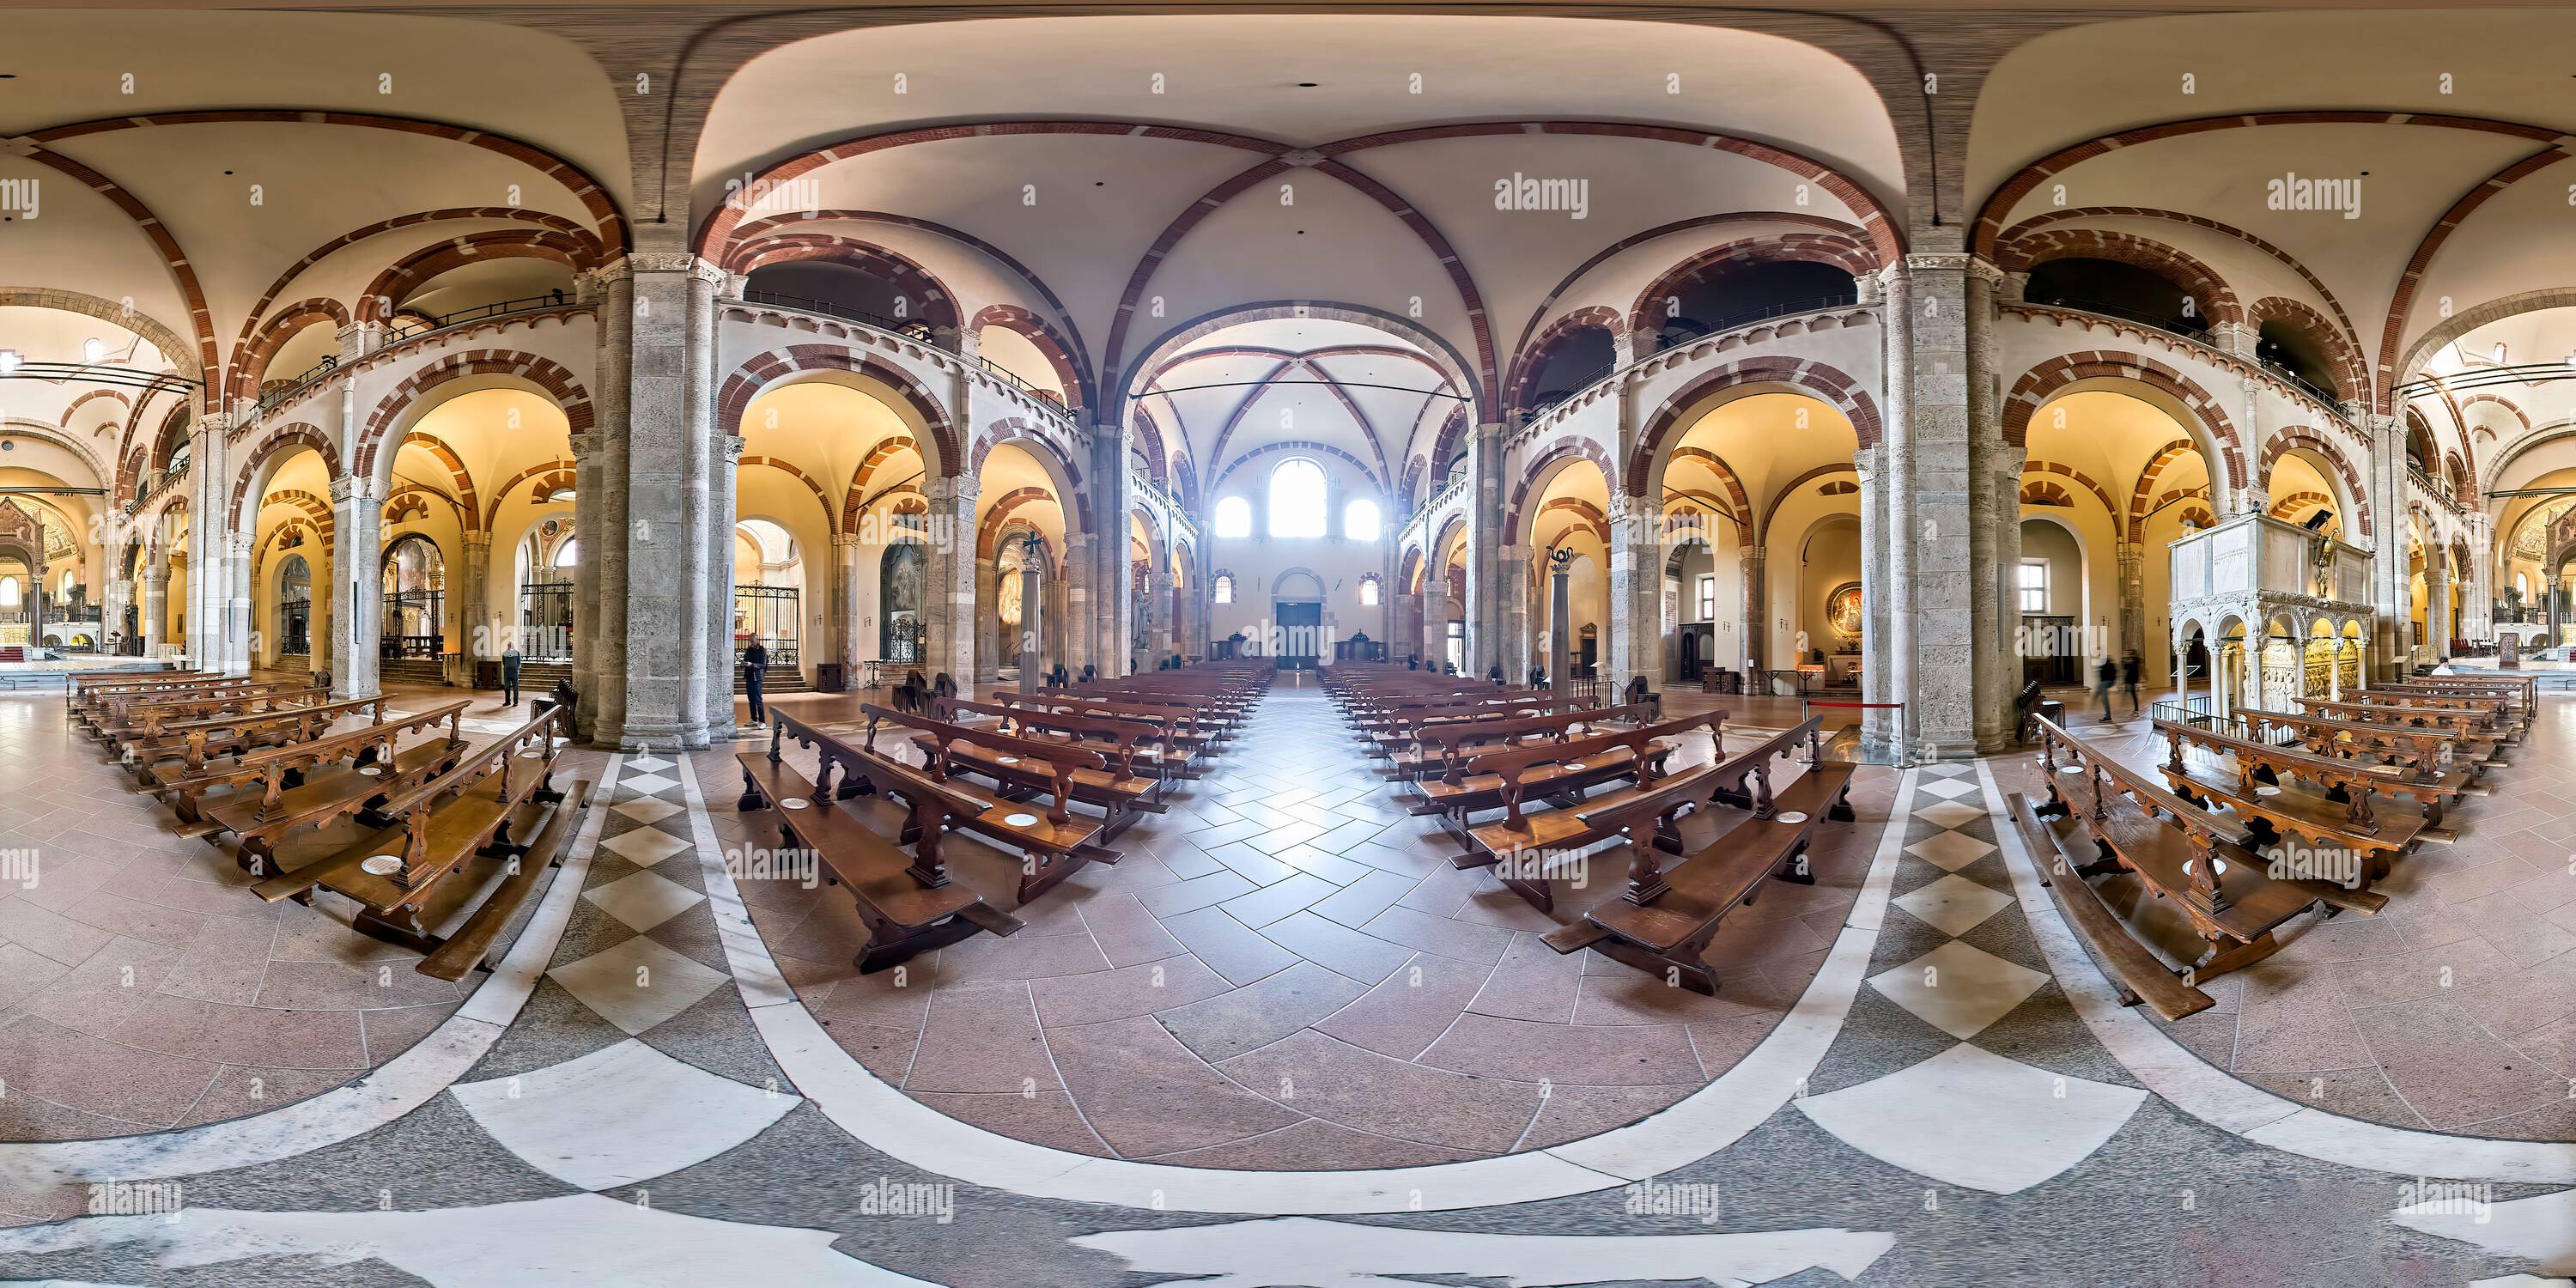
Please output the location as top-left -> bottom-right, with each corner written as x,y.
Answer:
1466,712 -> 1722,829
117,685 -> 329,738
2034,714 -> 2231,909
1421,703 -> 1656,776
234,698 -> 471,820
996,690 -> 1197,742
932,696 -> 1160,781
856,702 -> 1106,824
767,709 -> 1009,886
369,705 -> 568,888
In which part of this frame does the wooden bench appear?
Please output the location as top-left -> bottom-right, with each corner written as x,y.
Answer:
204,699 -> 472,872
133,694 -> 393,787
838,706 -> 1115,902
940,696 -> 1193,789
2006,790 -> 2216,1021
249,706 -> 589,968
1443,714 -> 1727,911
62,665 -> 191,710
2233,707 -> 2489,790
996,691 -> 1216,771
100,683 -> 328,752
2373,681 -> 2532,733
2330,688 -> 2515,738
2296,696 -> 2511,756
2153,718 -> 2441,887
2029,714 -> 2372,984
1388,704 -> 1656,794
1536,721 -> 1857,994
76,676 -> 267,732
911,699 -> 1167,843
737,715 -> 1023,973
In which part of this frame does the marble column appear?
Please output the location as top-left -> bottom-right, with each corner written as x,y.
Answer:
833,532 -> 864,686
329,476 -> 384,699
1064,532 -> 1095,676
1741,547 -> 1768,675
1466,422 -> 1506,674
1874,254 -> 1992,760
574,264 -> 631,743
1420,581 -> 1450,671
2427,566 -> 2453,660
223,531 -> 252,675
1856,445 -> 1898,756
1548,551 -> 1571,699
2363,414 -> 2409,679
611,254 -> 726,750
2116,541 -> 2148,658
458,533 -> 491,685
1018,538 -> 1043,692
1607,494 -> 1660,693
25,559 -> 42,653
1093,423 -> 1135,673
702,430 -> 744,741
922,476 -> 978,687
974,557 -> 1002,684
1498,546 -> 1530,681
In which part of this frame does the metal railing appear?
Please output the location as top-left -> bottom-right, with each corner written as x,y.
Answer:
2022,293 -> 2209,338
1522,294 -> 1860,416
255,295 -> 578,416
2257,356 -> 2342,409
737,289 -> 1079,426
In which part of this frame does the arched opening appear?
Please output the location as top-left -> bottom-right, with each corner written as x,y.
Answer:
2256,320 -> 2342,403
879,538 -> 927,665
515,519 -> 577,662
733,518 -> 805,677
2017,516 -> 2087,686
1648,259 -> 1858,353
380,532 -> 447,662
1272,568 -> 1327,670
1516,324 -> 1616,412
744,258 -> 953,347
2025,389 -> 2215,686
1267,458 -> 1328,539
2025,258 -> 2209,337
275,553 -> 312,660
1517,456 -> 1613,685
973,439 -> 1075,683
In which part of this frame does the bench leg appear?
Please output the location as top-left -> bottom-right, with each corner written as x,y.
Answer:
1771,838 -> 1817,886
353,905 -> 445,955
737,766 -> 769,811
1827,781 -> 1856,823
854,912 -> 985,974
2184,930 -> 2281,985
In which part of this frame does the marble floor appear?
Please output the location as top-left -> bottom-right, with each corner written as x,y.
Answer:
0,677 -> 2568,1287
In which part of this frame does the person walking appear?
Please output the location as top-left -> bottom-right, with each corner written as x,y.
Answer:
501,641 -> 523,708
2120,650 -> 2142,718
2093,655 -> 2119,724
741,639 -> 769,725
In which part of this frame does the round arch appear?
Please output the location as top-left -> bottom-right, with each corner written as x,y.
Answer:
1625,357 -> 1881,500
355,351 -> 594,492
2002,353 -> 2246,512
715,346 -> 959,479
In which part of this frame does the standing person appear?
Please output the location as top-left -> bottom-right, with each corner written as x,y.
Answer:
741,638 -> 769,725
501,641 -> 523,708
2120,650 -> 2142,718
2093,655 -> 2119,724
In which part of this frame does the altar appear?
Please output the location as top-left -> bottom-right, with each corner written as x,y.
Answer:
2167,512 -> 2375,718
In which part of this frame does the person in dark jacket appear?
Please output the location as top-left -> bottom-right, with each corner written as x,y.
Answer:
500,642 -> 522,708
741,640 -> 769,724
2093,655 -> 2118,724
2120,650 -> 2143,717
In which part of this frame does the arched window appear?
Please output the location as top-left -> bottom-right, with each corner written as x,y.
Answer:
1213,495 -> 1252,539
1359,574 -> 1381,606
0,577 -> 18,608
1267,459 -> 1327,538
2516,571 -> 2530,598
1344,497 -> 1382,541
1212,573 -> 1235,605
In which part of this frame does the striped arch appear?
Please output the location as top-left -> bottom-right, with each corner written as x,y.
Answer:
2257,428 -> 2374,539
395,431 -> 481,538
726,234 -> 963,340
1534,496 -> 1611,545
842,434 -> 924,535
2126,440 -> 2203,544
1663,446 -> 1754,543
356,350 -> 593,486
234,298 -> 351,397
1625,356 -> 1883,496
2002,350 -> 2247,505
1506,439 -> 1618,542
59,389 -> 131,434
1753,463 -> 1860,547
2247,295 -> 2366,404
2021,481 -> 2075,507
2269,490 -> 2335,520
254,488 -> 337,543
2457,393 -> 2530,439
2020,461 -> 2119,519
354,231 -> 591,322
1209,440 -> 1379,498
973,418 -> 1091,534
228,423 -> 342,532
1627,231 -> 1877,342
738,456 -> 837,531
1508,307 -> 1625,413
976,487 -> 1064,561
480,459 -> 578,532
718,344 -> 958,479
968,304 -> 1091,410
1996,229 -> 2245,327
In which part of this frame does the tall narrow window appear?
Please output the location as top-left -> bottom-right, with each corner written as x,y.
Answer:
1212,574 -> 1235,605
1213,495 -> 1251,538
1344,497 -> 1382,541
1696,574 -> 1715,623
2018,559 -> 2048,613
1359,574 -> 1381,606
1268,459 -> 1327,538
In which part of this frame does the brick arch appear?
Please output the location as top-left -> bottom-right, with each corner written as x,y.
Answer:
235,298 -> 352,395
1627,232 -> 1876,343
1625,357 -> 1881,497
717,344 -> 957,479
2002,350 -> 2246,508
1750,463 -> 1862,547
1507,307 -> 1625,414
973,417 -> 1091,534
353,231 -> 591,323
2246,295 -> 2366,404
2125,439 -> 2206,544
2021,481 -> 2074,507
729,234 -> 963,339
1663,446 -> 1753,543
1996,208 -> 2360,359
392,430 -> 481,538
1505,439 -> 1617,541
1999,230 -> 2244,328
480,459 -> 579,532
1533,496 -> 1611,547
967,304 -> 1091,411
2258,428 -> 2375,539
228,423 -> 342,532
1208,440 -> 1379,499
2020,460 -> 2118,519
842,434 -> 924,534
357,350 -> 592,486
976,487 -> 1065,561
2269,490 -> 2335,520
252,488 -> 335,541
2445,450 -> 2475,501
60,388 -> 130,433
738,456 -> 837,532
2458,392 -> 2530,438
383,490 -> 434,525
1133,406 -> 1174,490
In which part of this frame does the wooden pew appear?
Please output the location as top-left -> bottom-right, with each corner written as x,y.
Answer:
133,694 -> 392,787
2027,714 -> 2369,984
996,691 -> 1215,771
2337,686 -> 2514,734
2006,790 -> 2216,1021
934,696 -> 1189,792
76,676 -> 265,732
204,700 -> 472,872
249,706 -> 590,968
841,705 -> 1115,901
2233,707 -> 2488,790
736,714 -> 1023,973
1536,719 -> 1857,994
1443,714 -> 1733,911
2296,696 -> 2511,758
99,684 -> 328,752
2373,681 -> 2532,732
2153,718 -> 2444,886
904,699 -> 1166,843
1388,704 -> 1656,796
63,666 -> 194,711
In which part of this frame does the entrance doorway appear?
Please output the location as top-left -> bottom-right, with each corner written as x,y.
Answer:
1276,602 -> 1321,670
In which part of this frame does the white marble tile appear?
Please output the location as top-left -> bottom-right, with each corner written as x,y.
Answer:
451,1039 -> 796,1189
1074,1217 -> 1893,1285
583,869 -> 705,933
0,1193 -> 939,1285
602,826 -> 691,868
1891,873 -> 2014,937
624,755 -> 674,772
613,796 -> 683,826
1913,800 -> 1986,829
1905,830 -> 1996,872
1795,1042 -> 2147,1194
619,771 -> 680,797
1914,777 -> 1980,800
2391,1187 -> 2576,1274
548,934 -> 732,1035
1868,939 -> 2049,1040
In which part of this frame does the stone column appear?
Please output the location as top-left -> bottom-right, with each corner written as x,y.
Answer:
2364,414 -> 2409,679
1980,447 -> 2026,752
1741,546 -> 1768,676
1094,423 -> 1135,673
702,430 -> 744,739
24,559 -> 42,653
1548,550 -> 1572,699
1420,580 -> 1450,671
1606,493 -> 1660,692
1466,422 -> 1506,673
2426,565 -> 2453,660
922,476 -> 977,687
1064,532 -> 1095,676
1856,445 -> 1898,756
832,532 -> 864,687
974,557 -> 1001,684
99,561 -> 130,659
184,415 -> 232,673
1875,254 -> 1989,759
1498,545 -> 1530,681
574,264 -> 631,742
141,548 -> 167,657
457,533 -> 491,685
2116,541 -> 2147,657
1018,537 -> 1043,692
329,476 -> 384,699
223,531 -> 252,675
2462,512 -> 2494,641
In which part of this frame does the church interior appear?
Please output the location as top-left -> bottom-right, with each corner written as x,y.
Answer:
0,4 -> 2572,1285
